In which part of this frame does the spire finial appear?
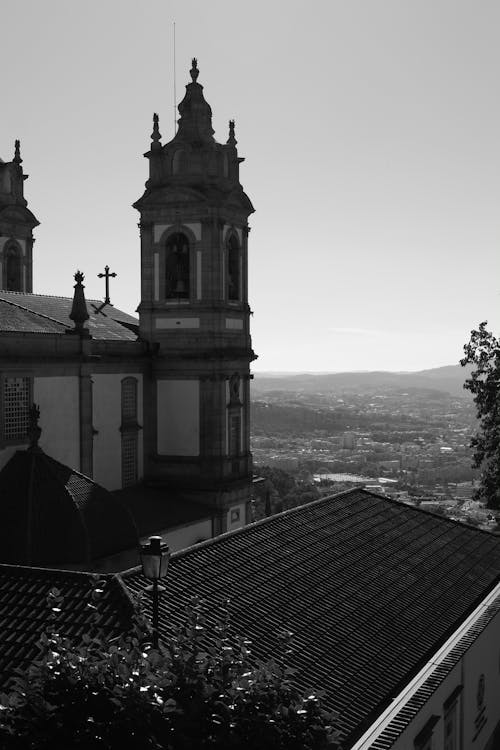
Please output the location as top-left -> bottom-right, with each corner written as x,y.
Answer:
69,270 -> 90,336
227,119 -> 237,146
13,139 -> 22,165
190,57 -> 199,82
151,113 -> 162,146
28,403 -> 42,450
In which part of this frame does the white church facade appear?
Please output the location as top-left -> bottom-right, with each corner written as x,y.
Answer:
0,60 -> 257,566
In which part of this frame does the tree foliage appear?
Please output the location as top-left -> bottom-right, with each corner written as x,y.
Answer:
0,584 -> 340,750
460,321 -> 500,508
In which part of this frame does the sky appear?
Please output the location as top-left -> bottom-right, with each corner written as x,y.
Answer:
1,0 -> 499,372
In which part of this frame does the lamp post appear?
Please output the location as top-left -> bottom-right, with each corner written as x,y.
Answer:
139,535 -> 170,648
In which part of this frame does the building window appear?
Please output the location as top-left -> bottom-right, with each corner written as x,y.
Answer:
165,232 -> 190,299
228,412 -> 241,456
122,433 -> 138,487
172,149 -> 187,175
121,377 -> 137,425
227,234 -> 240,301
4,377 -> 31,441
3,243 -> 22,291
444,686 -> 463,750
121,377 -> 139,488
414,715 -> 440,750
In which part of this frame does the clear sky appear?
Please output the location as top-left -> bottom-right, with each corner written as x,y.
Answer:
1,0 -> 499,372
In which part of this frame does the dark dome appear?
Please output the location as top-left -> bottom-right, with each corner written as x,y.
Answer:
0,448 -> 138,566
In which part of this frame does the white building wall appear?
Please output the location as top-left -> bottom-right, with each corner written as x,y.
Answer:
93,373 -> 143,491
157,379 -> 199,456
380,605 -> 500,750
142,518 -> 212,554
35,376 -> 80,469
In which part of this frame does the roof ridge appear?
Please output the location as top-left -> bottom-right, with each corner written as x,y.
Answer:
0,295 -> 68,328
33,449 -> 94,562
0,562 -> 111,579
120,486 -> 499,581
370,486 -> 500,536
120,487 -> 360,578
0,290 -> 123,309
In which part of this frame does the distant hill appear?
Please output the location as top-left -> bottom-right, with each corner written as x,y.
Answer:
251,364 -> 473,398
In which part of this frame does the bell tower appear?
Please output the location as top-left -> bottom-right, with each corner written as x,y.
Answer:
134,60 -> 257,532
0,140 -> 39,292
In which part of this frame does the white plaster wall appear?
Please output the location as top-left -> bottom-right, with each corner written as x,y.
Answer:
141,518 -> 212,553
157,379 -> 199,456
93,373 -> 143,491
389,608 -> 500,750
35,376 -> 79,469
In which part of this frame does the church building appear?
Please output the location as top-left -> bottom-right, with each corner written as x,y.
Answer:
0,60 -> 257,568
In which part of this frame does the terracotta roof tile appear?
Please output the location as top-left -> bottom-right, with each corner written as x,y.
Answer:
0,566 -> 135,689
122,488 -> 500,746
0,291 -> 138,340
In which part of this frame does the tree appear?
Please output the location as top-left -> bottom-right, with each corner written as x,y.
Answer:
0,585 -> 341,750
460,322 -> 500,508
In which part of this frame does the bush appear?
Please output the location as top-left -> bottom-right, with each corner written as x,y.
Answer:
0,584 -> 341,750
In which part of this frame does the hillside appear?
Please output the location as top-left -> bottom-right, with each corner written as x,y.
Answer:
251,364 -> 472,398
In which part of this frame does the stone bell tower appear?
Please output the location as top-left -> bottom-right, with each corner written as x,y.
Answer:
0,140 -> 39,292
134,59 -> 256,532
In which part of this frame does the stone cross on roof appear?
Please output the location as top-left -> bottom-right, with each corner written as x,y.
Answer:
97,265 -> 117,305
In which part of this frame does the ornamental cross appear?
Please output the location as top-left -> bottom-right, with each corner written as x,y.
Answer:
97,265 -> 117,304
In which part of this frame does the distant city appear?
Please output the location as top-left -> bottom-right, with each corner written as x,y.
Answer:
251,364 -> 495,530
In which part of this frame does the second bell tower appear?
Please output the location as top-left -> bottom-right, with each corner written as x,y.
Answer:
134,60 -> 256,532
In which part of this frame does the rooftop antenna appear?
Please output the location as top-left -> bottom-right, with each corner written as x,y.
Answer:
173,22 -> 177,135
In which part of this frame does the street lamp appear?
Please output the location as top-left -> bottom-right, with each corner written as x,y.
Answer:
140,535 -> 170,648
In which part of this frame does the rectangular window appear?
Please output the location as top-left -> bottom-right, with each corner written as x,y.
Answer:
3,377 -> 31,441
121,377 -> 139,488
228,412 -> 241,456
414,715 -> 440,750
121,377 -> 138,425
443,686 -> 462,750
121,433 -> 138,487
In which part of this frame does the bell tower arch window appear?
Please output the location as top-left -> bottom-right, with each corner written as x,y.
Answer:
165,232 -> 190,299
3,242 -> 22,292
227,234 -> 240,302
172,149 -> 187,175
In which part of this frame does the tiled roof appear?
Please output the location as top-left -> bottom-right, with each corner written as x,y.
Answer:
122,488 -> 500,747
0,565 -> 135,689
0,291 -> 138,340
0,299 -> 67,334
0,448 -> 138,566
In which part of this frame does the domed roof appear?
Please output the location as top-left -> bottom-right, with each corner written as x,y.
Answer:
0,445 -> 138,567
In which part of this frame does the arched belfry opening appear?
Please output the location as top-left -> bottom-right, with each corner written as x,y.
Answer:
165,232 -> 190,299
172,149 -> 187,175
3,244 -> 22,291
227,234 -> 240,301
